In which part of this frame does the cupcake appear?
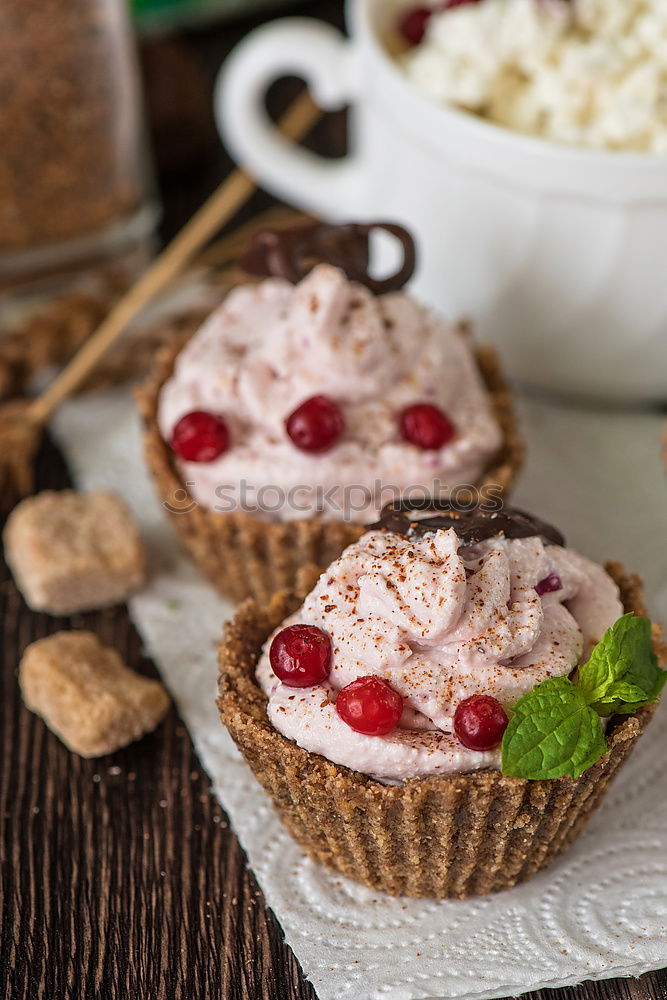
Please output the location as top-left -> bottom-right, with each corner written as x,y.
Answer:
217,499 -> 666,898
138,222 -> 522,603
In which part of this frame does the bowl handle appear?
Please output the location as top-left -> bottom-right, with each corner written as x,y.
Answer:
215,18 -> 366,219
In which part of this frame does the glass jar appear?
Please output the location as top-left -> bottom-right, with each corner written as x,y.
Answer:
0,0 -> 158,294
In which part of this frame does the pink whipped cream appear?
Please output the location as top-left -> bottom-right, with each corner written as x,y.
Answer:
157,265 -> 501,522
256,528 -> 623,781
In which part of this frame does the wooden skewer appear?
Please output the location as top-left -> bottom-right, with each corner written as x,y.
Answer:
28,91 -> 320,425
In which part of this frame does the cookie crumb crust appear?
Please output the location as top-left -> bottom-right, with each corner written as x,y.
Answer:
217,564 -> 665,898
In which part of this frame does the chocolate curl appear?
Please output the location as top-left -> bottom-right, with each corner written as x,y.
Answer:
240,222 -> 417,294
369,497 -> 565,548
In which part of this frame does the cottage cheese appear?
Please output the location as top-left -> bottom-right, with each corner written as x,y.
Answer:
401,0 -> 667,153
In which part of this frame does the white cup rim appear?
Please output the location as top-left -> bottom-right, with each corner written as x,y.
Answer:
355,0 -> 667,174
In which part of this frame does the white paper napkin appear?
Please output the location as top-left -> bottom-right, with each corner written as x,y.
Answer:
52,389 -> 667,1000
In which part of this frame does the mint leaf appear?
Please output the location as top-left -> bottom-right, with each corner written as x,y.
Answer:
578,614 -> 666,715
501,677 -> 607,780
501,613 -> 665,782
604,681 -> 654,704
593,670 -> 667,716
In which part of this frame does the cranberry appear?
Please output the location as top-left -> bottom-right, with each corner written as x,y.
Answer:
398,0 -> 482,46
286,395 -> 345,453
536,573 -> 562,596
269,624 -> 332,688
398,6 -> 433,44
170,410 -> 229,462
454,695 -> 508,751
336,676 -> 403,736
400,403 -> 455,450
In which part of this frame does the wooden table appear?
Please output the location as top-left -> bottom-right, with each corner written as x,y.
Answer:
2,4 -> 666,998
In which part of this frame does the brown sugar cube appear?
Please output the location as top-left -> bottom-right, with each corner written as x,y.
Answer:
3,489 -> 146,615
19,631 -> 170,757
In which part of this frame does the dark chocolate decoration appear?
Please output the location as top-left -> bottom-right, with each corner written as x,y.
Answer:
368,497 -> 565,548
240,221 -> 416,295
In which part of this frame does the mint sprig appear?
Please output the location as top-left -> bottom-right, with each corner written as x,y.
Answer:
501,677 -> 606,780
578,613 -> 666,716
501,614 -> 665,781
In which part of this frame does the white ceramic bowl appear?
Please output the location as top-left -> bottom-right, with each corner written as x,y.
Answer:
216,0 -> 667,403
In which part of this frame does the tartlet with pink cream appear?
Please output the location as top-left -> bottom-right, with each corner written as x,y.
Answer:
218,499 -> 666,897
139,222 -> 522,603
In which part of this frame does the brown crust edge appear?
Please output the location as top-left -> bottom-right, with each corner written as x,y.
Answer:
136,323 -> 524,604
216,564 -> 666,898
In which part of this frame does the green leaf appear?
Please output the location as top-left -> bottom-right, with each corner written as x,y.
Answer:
501,613 -> 665,782
604,681 -> 654,704
501,676 -> 608,780
578,614 -> 666,715
593,670 -> 667,716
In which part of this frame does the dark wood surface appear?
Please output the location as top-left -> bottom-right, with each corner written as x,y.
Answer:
2,4 -> 667,998
1,439 -> 317,1000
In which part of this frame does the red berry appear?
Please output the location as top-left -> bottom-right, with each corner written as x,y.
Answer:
400,403 -> 455,450
536,573 -> 562,596
398,0 -> 481,46
286,395 -> 345,453
170,410 -> 229,462
269,624 -> 332,688
336,676 -> 403,736
398,6 -> 433,45
454,695 -> 508,751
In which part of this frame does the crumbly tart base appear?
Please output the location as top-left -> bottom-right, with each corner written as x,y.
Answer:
217,563 -> 666,898
137,326 -> 524,604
